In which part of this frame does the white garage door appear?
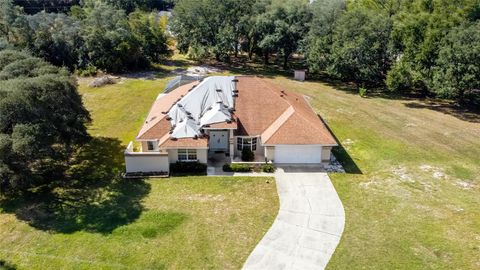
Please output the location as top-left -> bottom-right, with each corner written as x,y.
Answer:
275,145 -> 322,163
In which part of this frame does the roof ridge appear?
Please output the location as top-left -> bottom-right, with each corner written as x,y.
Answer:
261,105 -> 295,144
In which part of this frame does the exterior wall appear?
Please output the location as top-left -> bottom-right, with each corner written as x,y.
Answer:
265,146 -> 275,161
125,154 -> 169,173
233,136 -> 264,158
197,149 -> 208,163
141,141 -> 159,152
167,148 -> 208,164
321,146 -> 332,163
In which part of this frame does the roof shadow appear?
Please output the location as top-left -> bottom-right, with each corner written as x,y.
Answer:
317,114 -> 362,174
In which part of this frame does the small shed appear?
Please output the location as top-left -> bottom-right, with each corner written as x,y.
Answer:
294,70 -> 306,81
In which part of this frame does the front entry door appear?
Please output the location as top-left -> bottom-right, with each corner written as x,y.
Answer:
209,130 -> 229,151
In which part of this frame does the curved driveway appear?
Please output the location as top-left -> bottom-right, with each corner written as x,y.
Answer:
243,169 -> 345,270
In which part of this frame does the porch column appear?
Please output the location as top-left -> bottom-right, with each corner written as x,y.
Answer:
229,129 -> 234,162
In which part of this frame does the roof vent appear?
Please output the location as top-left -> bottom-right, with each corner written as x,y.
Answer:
226,119 -> 232,124
188,115 -> 194,120
179,119 -> 184,123
166,116 -> 172,121
232,94 -> 238,97
150,116 -> 157,121
161,111 -> 167,114
207,106 -> 212,111
216,89 -> 222,92
280,94 -> 284,97
233,90 -> 239,93
177,104 -> 183,107
186,111 -> 192,115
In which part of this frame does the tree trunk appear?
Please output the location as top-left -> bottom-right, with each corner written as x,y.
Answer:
264,51 -> 269,65
283,54 -> 289,70
234,40 -> 239,58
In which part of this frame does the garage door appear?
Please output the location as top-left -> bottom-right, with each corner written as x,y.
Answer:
275,145 -> 322,163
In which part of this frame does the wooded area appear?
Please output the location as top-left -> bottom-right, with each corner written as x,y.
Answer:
172,0 -> 480,107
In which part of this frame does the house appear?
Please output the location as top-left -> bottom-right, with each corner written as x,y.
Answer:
125,76 -> 337,174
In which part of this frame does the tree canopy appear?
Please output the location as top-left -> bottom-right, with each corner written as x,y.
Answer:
0,0 -> 172,73
0,48 -> 90,195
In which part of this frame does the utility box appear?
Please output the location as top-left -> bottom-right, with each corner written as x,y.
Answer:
294,70 -> 306,81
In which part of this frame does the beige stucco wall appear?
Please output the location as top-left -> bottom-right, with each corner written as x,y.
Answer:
265,146 -> 275,161
125,154 -> 169,173
322,146 -> 332,163
141,141 -> 160,152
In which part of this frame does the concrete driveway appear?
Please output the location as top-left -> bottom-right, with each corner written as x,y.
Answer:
243,169 -> 345,270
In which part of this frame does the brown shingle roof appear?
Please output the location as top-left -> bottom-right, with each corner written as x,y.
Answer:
160,137 -> 208,148
236,76 -> 337,145
137,81 -> 198,140
234,77 -> 290,136
136,76 -> 336,147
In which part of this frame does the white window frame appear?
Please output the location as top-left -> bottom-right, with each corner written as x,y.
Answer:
237,137 -> 257,151
178,149 -> 198,162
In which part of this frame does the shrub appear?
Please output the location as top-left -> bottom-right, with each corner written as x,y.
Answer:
170,161 -> 207,175
76,64 -> 98,77
241,148 -> 255,162
358,87 -> 368,97
222,163 -> 252,172
261,164 -> 276,173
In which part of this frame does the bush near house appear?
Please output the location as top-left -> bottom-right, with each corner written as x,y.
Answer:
223,163 -> 276,173
223,163 -> 252,172
261,164 -> 276,173
241,148 -> 255,162
170,162 -> 207,176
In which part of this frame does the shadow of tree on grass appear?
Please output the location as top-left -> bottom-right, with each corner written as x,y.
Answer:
404,100 -> 480,123
0,137 -> 151,234
0,260 -> 16,270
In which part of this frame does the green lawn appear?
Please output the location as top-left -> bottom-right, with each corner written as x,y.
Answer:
268,77 -> 480,269
1,67 -> 479,269
0,75 -> 278,269
0,177 -> 277,269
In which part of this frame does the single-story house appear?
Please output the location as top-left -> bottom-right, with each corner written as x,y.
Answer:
125,76 -> 337,173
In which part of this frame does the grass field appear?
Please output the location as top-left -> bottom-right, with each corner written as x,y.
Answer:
0,177 -> 277,269
267,77 -> 480,269
1,65 -> 479,269
0,75 -> 278,269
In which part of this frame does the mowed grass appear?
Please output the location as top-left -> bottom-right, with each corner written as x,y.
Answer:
268,77 -> 480,269
0,76 -> 278,269
78,78 -> 169,145
0,177 -> 277,269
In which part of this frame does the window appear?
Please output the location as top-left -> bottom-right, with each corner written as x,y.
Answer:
147,141 -> 155,151
178,149 -> 197,161
237,137 -> 257,151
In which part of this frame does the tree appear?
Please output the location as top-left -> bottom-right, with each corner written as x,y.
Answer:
128,10 -> 171,63
0,49 -> 90,195
305,0 -> 346,72
26,11 -> 83,70
81,2 -> 146,72
432,22 -> 480,106
171,0 -> 249,61
328,7 -> 393,86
